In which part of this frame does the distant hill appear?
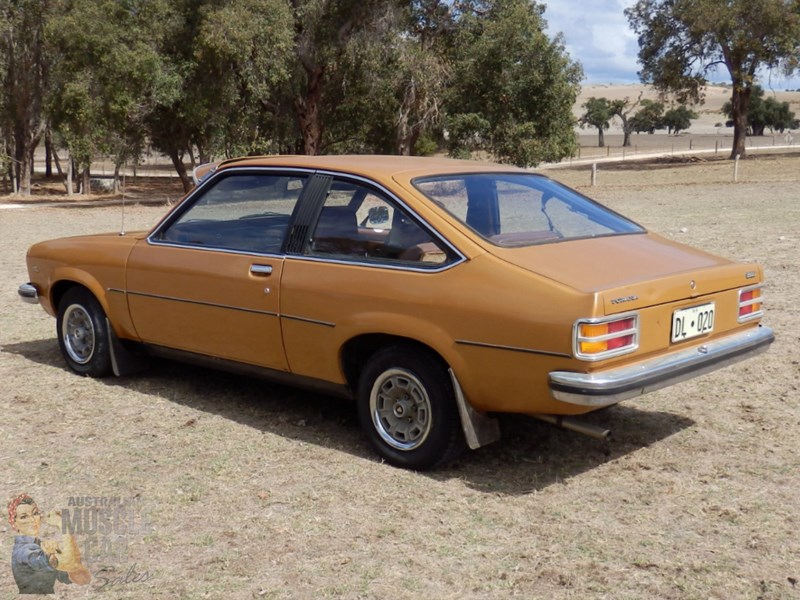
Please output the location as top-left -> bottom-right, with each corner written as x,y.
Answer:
574,84 -> 800,135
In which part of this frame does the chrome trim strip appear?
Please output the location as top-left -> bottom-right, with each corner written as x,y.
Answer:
287,253 -> 465,274
108,287 -> 126,294
572,311 -> 640,362
125,289 -> 279,317
18,283 -> 39,304
738,284 -> 764,323
455,339 -> 571,358
549,325 -> 774,407
280,314 -> 336,328
145,240 -> 286,259
115,287 -> 331,326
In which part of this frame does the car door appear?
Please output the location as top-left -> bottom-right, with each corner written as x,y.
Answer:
125,170 -> 310,370
279,175 -> 462,382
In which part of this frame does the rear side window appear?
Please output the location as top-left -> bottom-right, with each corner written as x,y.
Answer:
306,179 -> 456,267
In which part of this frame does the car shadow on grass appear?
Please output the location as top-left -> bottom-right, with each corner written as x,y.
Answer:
5,338 -> 694,495
438,408 -> 695,495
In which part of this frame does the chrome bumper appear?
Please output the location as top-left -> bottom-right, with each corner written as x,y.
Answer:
549,325 -> 774,407
18,283 -> 40,304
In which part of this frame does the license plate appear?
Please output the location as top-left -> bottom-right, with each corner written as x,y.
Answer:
671,303 -> 715,343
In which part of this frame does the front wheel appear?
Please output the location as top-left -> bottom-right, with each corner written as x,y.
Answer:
357,345 -> 465,470
56,288 -> 113,377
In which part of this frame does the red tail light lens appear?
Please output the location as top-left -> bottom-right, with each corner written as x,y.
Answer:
574,314 -> 639,361
738,286 -> 763,322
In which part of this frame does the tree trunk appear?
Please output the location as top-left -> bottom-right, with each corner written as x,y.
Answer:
17,140 -> 33,197
620,116 -> 632,147
597,127 -> 605,147
396,107 -> 412,155
66,152 -> 73,196
52,146 -> 63,176
113,163 -> 121,194
294,67 -> 325,155
45,128 -> 53,177
81,166 -> 91,195
730,83 -> 751,159
168,146 -> 192,193
2,137 -> 12,193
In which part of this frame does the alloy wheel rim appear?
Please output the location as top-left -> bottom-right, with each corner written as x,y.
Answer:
63,304 -> 95,365
370,368 -> 432,451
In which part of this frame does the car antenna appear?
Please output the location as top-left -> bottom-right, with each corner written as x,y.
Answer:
119,169 -> 126,236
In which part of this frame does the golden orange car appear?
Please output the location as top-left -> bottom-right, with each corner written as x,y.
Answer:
19,155 -> 774,469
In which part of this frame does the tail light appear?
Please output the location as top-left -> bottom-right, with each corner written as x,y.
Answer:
738,285 -> 764,322
574,313 -> 639,361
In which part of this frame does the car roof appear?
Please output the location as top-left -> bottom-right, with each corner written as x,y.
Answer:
215,154 -> 529,182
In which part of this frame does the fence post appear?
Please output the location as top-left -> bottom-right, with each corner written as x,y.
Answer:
591,163 -> 597,187
715,140 -> 719,154
733,154 -> 740,182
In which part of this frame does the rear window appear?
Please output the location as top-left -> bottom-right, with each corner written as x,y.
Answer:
412,173 -> 644,247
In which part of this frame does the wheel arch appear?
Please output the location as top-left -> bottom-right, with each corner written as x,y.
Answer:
49,269 -> 109,314
48,268 -> 137,339
340,334 -> 449,393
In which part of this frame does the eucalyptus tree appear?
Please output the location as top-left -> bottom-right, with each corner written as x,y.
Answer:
46,0 -> 177,193
147,0 -> 294,191
662,105 -> 698,134
0,0 -> 51,195
329,0 -> 453,156
609,93 -> 644,147
446,0 -> 582,166
286,0 -> 400,155
626,0 -> 800,158
723,85 -> 799,135
579,97 -> 614,147
629,99 -> 666,134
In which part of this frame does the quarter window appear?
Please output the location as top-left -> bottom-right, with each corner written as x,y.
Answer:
157,173 -> 307,253
307,180 -> 453,267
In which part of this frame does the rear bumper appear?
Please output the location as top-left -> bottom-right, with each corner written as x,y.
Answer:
549,325 -> 774,407
18,283 -> 40,304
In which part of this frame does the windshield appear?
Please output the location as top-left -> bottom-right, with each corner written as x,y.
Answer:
412,173 -> 644,247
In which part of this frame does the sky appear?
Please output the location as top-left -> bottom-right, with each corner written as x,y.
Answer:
542,0 -> 800,90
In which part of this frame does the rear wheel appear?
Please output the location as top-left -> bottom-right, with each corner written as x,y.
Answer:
56,288 -> 113,377
357,345 -> 464,470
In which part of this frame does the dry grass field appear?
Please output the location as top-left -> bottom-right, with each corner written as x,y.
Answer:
1,153 -> 799,599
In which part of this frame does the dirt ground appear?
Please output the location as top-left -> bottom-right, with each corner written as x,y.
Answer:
1,154 -> 799,599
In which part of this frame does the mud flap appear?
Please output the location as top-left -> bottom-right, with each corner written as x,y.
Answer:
449,368 -> 501,450
107,319 -> 150,376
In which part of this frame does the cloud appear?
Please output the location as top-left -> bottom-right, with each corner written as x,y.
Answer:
543,0 -> 800,89
544,0 -> 639,83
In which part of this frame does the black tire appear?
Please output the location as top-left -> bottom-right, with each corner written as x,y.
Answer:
56,287 -> 113,377
357,344 -> 465,470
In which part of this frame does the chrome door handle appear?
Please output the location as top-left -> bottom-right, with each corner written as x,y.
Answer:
250,264 -> 273,275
